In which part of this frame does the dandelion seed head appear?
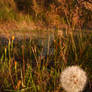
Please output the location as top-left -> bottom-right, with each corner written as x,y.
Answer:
60,66 -> 87,92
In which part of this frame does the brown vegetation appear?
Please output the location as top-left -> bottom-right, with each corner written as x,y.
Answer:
0,0 -> 92,30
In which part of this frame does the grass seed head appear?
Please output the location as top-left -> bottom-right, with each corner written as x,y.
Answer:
12,36 -> 15,41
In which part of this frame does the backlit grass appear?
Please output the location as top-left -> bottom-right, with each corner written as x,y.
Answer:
0,30 -> 92,92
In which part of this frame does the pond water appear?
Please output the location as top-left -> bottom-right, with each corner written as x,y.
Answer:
0,30 -> 55,58
0,29 -> 92,57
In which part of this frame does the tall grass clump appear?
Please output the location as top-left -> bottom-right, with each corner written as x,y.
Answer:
0,29 -> 92,92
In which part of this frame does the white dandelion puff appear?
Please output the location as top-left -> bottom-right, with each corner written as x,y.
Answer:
60,66 -> 87,92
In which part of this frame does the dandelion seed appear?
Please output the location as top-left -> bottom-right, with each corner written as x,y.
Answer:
60,66 -> 87,92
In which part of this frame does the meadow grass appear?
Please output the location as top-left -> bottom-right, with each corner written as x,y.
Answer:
0,0 -> 33,23
0,29 -> 92,92
0,0 -> 92,92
